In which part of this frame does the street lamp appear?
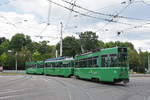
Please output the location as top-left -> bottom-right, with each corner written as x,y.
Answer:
15,52 -> 18,71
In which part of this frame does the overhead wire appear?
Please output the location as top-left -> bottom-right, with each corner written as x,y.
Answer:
36,1 -> 52,39
120,22 -> 150,33
141,0 -> 150,7
61,0 -> 150,21
0,15 -> 16,27
47,0 -> 133,26
64,0 -> 77,29
95,0 -> 134,33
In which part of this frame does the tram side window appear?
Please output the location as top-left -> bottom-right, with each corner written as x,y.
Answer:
45,63 -> 50,67
101,55 -> 108,67
70,61 -> 74,67
82,60 -> 87,67
31,64 -> 35,68
87,58 -> 92,67
92,56 -> 98,67
110,54 -> 117,67
57,62 -> 62,67
51,63 -> 54,67
63,62 -> 69,67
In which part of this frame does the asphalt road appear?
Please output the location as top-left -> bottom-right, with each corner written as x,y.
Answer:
0,75 -> 150,100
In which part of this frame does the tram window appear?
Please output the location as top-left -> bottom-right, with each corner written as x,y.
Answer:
77,59 -> 87,68
39,64 -> 42,68
101,55 -> 108,67
92,56 -> 98,67
51,63 -> 55,67
57,62 -> 62,67
87,58 -> 92,67
110,54 -> 117,67
71,61 -> 74,67
83,60 -> 87,67
63,62 -> 69,67
79,60 -> 83,67
37,64 -> 39,68
118,53 -> 128,67
50,63 -> 53,67
55,63 -> 58,67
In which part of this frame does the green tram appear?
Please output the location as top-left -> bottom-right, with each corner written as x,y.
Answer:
74,47 -> 129,83
25,47 -> 129,84
35,61 -> 44,75
25,61 -> 44,74
25,61 -> 37,74
44,57 -> 74,77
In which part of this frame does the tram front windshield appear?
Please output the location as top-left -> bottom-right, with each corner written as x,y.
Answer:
118,48 -> 128,67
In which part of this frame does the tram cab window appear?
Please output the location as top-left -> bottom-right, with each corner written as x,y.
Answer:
118,48 -> 128,67
118,53 -> 128,67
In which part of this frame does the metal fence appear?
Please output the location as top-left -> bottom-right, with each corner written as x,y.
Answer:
2,70 -> 25,73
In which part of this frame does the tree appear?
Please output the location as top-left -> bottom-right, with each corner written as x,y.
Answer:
0,52 -> 7,67
0,39 -> 9,55
26,42 -> 40,54
128,48 -> 141,72
38,41 -> 51,54
139,49 -> 149,73
104,41 -> 116,48
98,40 -> 105,48
0,37 -> 6,45
79,31 -> 99,52
17,47 -> 31,70
56,36 -> 81,57
32,50 -> 41,61
9,33 -> 32,51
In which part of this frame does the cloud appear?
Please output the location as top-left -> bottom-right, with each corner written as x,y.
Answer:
0,11 -> 62,44
0,0 -> 150,51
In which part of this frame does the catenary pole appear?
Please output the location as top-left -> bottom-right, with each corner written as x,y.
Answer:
60,22 -> 63,56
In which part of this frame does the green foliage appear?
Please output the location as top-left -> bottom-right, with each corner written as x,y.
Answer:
128,48 -> 141,72
98,40 -> 105,48
0,52 -> 7,66
32,50 -> 41,61
0,32 -> 148,73
138,49 -> 149,73
38,41 -> 52,54
104,41 -> 116,48
79,31 -> 99,52
56,36 -> 81,57
0,39 -> 9,55
9,33 -> 31,51
5,54 -> 15,70
17,48 -> 32,70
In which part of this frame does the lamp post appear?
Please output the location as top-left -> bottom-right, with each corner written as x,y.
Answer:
60,22 -> 63,57
15,52 -> 18,71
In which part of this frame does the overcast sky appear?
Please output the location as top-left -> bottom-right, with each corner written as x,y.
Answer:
0,0 -> 150,51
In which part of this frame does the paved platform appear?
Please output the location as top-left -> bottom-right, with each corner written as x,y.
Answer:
0,75 -> 150,100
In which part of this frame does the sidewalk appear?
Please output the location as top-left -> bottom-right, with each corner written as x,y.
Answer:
130,74 -> 150,77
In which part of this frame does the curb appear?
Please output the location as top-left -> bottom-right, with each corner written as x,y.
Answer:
130,74 -> 150,77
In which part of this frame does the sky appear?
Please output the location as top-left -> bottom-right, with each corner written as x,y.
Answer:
0,0 -> 150,51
